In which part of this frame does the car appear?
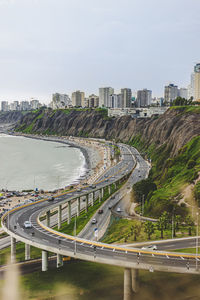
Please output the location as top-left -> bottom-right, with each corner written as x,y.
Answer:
24,221 -> 32,229
48,196 -> 54,202
139,175 -> 141,178
98,209 -> 103,214
141,245 -> 157,250
108,205 -> 112,209
77,188 -> 82,192
91,218 -> 97,224
117,207 -> 121,212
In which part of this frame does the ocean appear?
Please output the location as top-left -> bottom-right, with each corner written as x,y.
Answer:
0,134 -> 85,191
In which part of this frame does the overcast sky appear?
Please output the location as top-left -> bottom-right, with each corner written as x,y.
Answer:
0,0 -> 200,103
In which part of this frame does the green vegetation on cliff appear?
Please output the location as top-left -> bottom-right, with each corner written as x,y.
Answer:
130,135 -> 200,218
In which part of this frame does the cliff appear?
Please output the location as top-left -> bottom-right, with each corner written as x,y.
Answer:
0,111 -> 23,124
15,107 -> 200,157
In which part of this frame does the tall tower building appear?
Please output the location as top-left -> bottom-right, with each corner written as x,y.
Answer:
99,87 -> 114,107
194,63 -> 200,101
164,84 -> 178,105
121,88 -> 132,108
137,89 -> 152,107
72,91 -> 85,107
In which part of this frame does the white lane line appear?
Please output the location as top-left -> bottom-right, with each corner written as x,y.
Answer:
125,251 -> 127,254
166,255 -> 169,259
196,258 -> 200,261
80,243 -> 84,245
113,249 -> 115,252
90,244 -> 93,247
152,254 -> 154,257
101,247 -> 104,249
181,257 -> 185,260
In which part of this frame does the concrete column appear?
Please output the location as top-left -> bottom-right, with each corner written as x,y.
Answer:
85,194 -> 89,213
124,268 -> 132,300
131,269 -> 139,293
101,188 -> 104,199
114,183 -> 117,190
56,253 -> 63,268
11,237 -> 16,263
77,197 -> 81,216
46,210 -> 50,227
25,243 -> 31,261
92,192 -> 95,206
108,185 -> 111,195
99,189 -> 102,202
42,250 -> 48,272
58,205 -> 62,230
68,201 -> 71,224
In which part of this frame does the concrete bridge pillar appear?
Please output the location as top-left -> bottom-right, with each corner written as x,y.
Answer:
68,201 -> 71,224
85,194 -> 89,213
42,250 -> 48,272
11,237 -> 16,263
46,210 -> 50,227
124,268 -> 132,300
25,243 -> 31,261
99,189 -> 102,202
58,205 -> 62,229
108,185 -> 111,195
131,269 -> 139,293
56,254 -> 63,268
101,187 -> 104,199
77,197 -> 81,216
91,192 -> 95,206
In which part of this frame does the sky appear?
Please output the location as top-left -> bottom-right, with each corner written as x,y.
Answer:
0,0 -> 200,103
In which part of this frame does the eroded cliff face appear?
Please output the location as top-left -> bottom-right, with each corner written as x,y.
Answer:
0,111 -> 23,124
15,108 -> 200,157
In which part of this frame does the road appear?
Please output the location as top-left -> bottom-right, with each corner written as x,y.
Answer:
2,142 -> 200,275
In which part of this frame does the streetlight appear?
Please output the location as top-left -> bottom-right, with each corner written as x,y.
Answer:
74,213 -> 77,256
196,212 -> 199,270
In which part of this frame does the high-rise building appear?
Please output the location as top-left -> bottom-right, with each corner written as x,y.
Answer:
121,88 -> 132,108
109,94 -> 122,108
1,101 -> 9,111
194,63 -> 200,101
72,91 -> 85,107
164,84 -> 178,105
20,101 -> 30,111
30,99 -> 40,110
188,72 -> 195,100
99,87 -> 114,107
51,93 -> 71,109
88,94 -> 99,108
178,88 -> 188,99
137,89 -> 152,107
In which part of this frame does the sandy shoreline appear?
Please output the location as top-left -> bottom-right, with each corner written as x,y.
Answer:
0,132 -> 112,218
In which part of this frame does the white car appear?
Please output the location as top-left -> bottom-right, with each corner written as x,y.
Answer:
91,218 -> 97,224
142,245 -> 157,250
24,221 -> 32,229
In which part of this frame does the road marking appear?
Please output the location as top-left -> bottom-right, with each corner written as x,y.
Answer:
166,255 -> 169,259
181,257 -> 185,260
113,249 -> 115,252
101,247 -> 104,249
80,243 -> 84,245
125,251 -> 127,254
196,258 -> 200,261
152,254 -> 154,257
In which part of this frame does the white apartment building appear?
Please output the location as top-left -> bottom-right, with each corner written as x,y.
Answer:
194,63 -> 200,101
1,101 -> 9,111
72,91 -> 85,107
121,88 -> 132,108
99,87 -> 114,107
137,89 -> 152,107
51,93 -> 71,109
109,94 -> 122,108
164,84 -> 178,104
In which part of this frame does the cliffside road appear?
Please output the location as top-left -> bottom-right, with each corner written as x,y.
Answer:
2,143 -> 200,276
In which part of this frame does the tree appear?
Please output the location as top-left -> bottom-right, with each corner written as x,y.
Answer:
144,221 -> 155,239
132,222 -> 142,241
157,216 -> 165,239
162,211 -> 170,230
185,216 -> 194,236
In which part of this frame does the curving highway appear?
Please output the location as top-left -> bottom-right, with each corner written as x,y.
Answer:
2,142 -> 200,281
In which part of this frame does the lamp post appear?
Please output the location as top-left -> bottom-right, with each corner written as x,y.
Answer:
196,212 -> 199,270
74,213 -> 77,256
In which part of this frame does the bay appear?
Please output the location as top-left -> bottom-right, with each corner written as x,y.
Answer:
0,134 -> 85,191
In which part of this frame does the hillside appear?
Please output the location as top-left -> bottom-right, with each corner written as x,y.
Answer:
13,106 -> 200,217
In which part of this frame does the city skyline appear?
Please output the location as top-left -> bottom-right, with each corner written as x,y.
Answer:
0,0 -> 200,103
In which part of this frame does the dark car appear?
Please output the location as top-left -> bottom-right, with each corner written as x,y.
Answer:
48,196 -> 54,202
98,209 -> 103,214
